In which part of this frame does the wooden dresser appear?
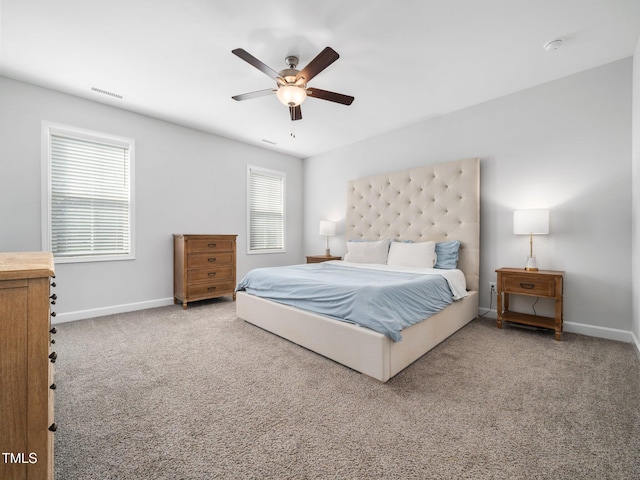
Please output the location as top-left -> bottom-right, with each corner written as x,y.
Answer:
173,235 -> 237,309
0,252 -> 57,480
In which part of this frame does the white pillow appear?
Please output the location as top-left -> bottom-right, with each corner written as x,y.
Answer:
387,241 -> 437,268
343,239 -> 390,264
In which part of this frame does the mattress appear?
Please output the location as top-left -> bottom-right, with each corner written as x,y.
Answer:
236,261 -> 467,341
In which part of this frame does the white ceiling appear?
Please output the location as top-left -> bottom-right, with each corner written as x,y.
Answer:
1,0 -> 639,159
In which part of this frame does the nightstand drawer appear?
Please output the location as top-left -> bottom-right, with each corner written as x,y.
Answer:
503,274 -> 555,297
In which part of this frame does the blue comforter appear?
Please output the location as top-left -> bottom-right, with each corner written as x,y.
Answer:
236,262 -> 455,341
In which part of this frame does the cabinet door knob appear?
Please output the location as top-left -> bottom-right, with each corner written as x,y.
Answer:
48,423 -> 57,432
49,352 -> 57,363
50,383 -> 57,390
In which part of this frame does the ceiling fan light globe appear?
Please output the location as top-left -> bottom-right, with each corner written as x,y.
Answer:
276,85 -> 307,107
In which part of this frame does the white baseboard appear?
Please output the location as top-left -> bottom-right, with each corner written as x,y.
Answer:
52,297 -> 175,324
477,308 -> 497,319
631,332 -> 640,361
477,308 -> 637,345
563,321 -> 635,343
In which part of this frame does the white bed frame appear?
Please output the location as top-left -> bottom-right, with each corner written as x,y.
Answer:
237,158 -> 480,382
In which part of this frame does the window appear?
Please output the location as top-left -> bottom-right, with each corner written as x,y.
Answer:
247,165 -> 285,253
42,122 -> 135,263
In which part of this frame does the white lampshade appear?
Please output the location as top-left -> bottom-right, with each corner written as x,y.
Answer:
514,209 -> 549,235
319,220 -> 336,236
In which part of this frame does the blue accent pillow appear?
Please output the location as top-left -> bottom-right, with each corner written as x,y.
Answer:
435,240 -> 461,269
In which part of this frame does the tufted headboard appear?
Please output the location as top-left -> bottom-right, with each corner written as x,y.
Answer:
345,158 -> 480,291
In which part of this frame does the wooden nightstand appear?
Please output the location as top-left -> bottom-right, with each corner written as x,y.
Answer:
496,267 -> 564,340
306,255 -> 341,264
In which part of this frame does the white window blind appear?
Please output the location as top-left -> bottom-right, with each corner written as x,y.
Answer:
247,166 -> 285,253
43,124 -> 135,262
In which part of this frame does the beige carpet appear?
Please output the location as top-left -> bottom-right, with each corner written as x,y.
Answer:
53,298 -> 640,479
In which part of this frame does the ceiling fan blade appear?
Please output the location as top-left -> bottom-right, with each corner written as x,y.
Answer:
232,48 -> 281,80
289,105 -> 302,121
295,47 -> 339,83
232,89 -> 275,101
307,88 -> 354,106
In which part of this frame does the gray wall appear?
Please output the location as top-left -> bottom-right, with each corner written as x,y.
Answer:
633,39 -> 640,350
0,76 -> 304,322
303,58 -> 633,340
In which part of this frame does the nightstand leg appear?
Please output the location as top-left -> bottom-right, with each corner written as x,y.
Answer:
497,291 -> 503,329
555,298 -> 563,341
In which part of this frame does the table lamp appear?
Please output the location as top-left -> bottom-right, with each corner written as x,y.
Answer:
513,209 -> 549,271
319,220 -> 336,256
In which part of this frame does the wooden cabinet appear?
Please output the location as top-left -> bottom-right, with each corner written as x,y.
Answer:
496,267 -> 564,340
0,252 -> 56,480
306,255 -> 342,264
173,235 -> 237,309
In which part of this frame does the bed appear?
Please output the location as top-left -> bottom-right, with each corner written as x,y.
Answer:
236,157 -> 480,382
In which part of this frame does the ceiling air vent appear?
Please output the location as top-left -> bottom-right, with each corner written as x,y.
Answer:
91,87 -> 123,99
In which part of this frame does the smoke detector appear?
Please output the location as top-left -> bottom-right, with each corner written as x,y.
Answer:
543,39 -> 563,52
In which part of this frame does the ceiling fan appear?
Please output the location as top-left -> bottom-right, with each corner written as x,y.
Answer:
231,46 -> 354,121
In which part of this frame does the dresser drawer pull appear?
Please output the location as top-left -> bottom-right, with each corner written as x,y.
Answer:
49,352 -> 57,363
50,383 -> 57,390
207,286 -> 217,291
519,283 -> 535,289
51,311 -> 56,317
208,243 -> 217,248
50,327 -> 57,334
48,423 -> 57,432
208,272 -> 216,276
208,257 -> 217,263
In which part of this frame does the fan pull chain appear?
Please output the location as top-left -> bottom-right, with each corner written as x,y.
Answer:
290,116 -> 296,139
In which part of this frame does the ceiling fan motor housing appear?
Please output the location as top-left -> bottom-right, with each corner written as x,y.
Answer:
285,55 -> 299,68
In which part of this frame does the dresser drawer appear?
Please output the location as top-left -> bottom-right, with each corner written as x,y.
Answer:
503,274 -> 555,297
187,281 -> 235,299
186,238 -> 235,253
187,266 -> 233,283
187,252 -> 234,268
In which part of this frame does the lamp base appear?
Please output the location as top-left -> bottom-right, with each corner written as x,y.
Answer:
325,248 -> 331,256
524,256 -> 538,271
